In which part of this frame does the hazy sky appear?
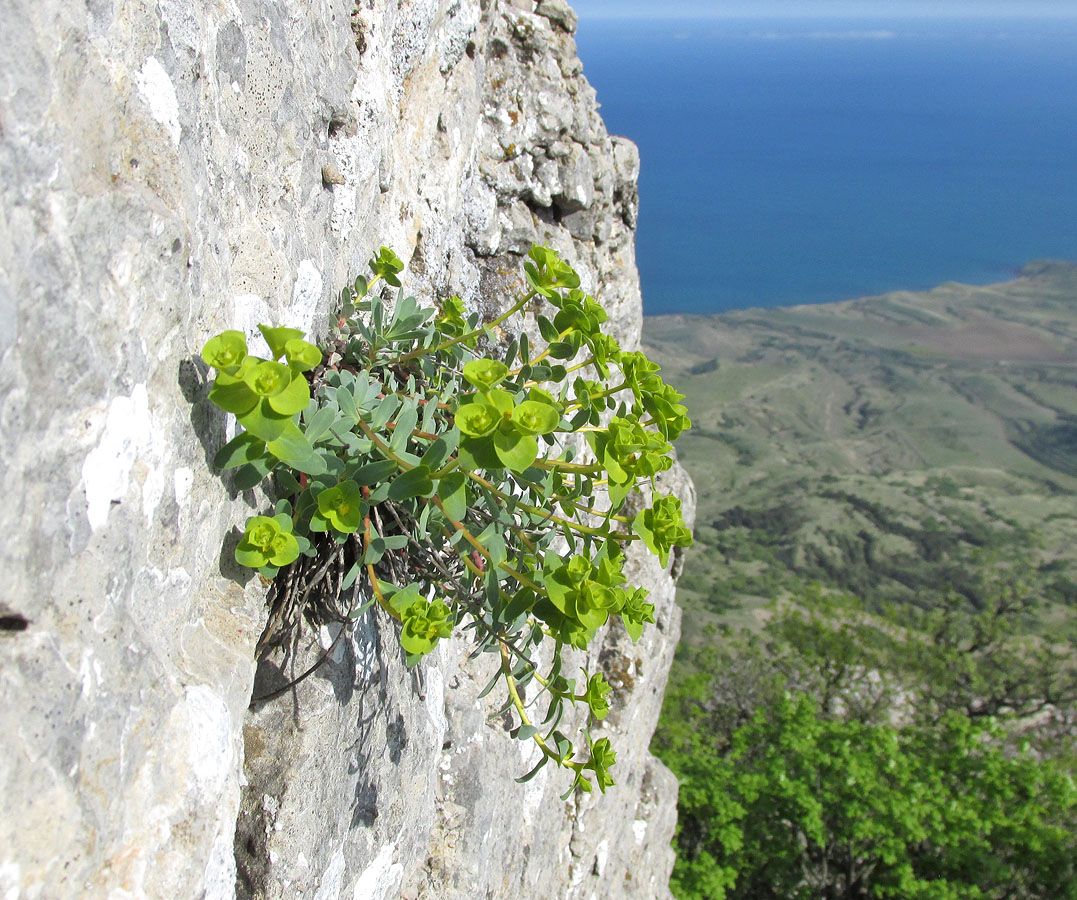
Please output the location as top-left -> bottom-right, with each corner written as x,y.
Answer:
569,0 -> 1077,18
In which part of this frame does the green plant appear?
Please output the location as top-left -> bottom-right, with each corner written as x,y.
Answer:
200,244 -> 692,796
656,593 -> 1077,900
664,694 -> 1077,900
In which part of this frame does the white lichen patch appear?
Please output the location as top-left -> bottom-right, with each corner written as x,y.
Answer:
313,847 -> 346,900
202,829 -> 238,900
185,685 -> 234,795
287,260 -> 323,335
318,624 -> 348,665
518,737 -> 547,830
173,467 -> 193,507
134,57 -> 181,145
0,860 -> 19,900
424,665 -> 446,735
593,839 -> 609,878
142,465 -> 166,523
82,384 -> 153,531
352,843 -> 403,900
632,818 -> 648,845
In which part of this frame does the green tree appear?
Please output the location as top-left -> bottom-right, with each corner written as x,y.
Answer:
667,694 -> 1077,900
657,580 -> 1077,900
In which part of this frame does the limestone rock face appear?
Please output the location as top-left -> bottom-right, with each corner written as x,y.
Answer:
0,2 -> 691,899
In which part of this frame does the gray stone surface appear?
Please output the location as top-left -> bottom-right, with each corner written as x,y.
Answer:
0,1 -> 691,898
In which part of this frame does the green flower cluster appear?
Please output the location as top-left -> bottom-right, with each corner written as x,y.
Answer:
398,594 -> 453,658
235,514 -> 301,569
434,295 -> 479,349
571,736 -> 616,794
455,359 -> 562,473
583,672 -> 613,720
537,549 -> 656,651
633,495 -> 694,567
589,416 -> 674,507
202,325 -> 325,475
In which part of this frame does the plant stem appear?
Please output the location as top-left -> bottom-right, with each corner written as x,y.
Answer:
356,418 -> 412,469
499,643 -> 577,770
530,458 -> 603,475
563,380 -> 630,413
564,356 -> 597,375
466,471 -> 622,539
392,288 -> 538,365
430,496 -> 546,594
361,492 -> 400,622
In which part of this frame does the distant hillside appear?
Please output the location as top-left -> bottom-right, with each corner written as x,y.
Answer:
643,261 -> 1077,639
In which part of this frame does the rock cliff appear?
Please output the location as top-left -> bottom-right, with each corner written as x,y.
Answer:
0,1 -> 693,898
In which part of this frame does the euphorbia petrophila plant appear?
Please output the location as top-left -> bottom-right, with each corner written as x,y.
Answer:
200,244 -> 692,796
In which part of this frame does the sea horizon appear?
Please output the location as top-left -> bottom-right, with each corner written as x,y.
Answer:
640,256 -> 1074,320
575,16 -> 1077,315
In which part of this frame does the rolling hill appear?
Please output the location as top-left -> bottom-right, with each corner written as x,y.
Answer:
643,261 -> 1077,640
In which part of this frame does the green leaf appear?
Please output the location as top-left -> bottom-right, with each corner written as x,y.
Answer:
341,561 -> 363,591
236,398 -> 292,442
258,324 -> 305,361
388,465 -> 434,501
548,340 -> 577,360
421,432 -> 458,471
233,456 -> 276,490
266,423 -> 327,475
336,386 -> 360,423
503,590 -> 536,622
458,436 -> 502,471
276,468 -> 302,495
213,432 -> 266,470
438,471 -> 468,521
390,406 -> 418,452
303,406 -> 339,444
353,459 -> 399,485
477,669 -> 502,699
367,482 -> 390,504
363,537 -> 387,565
515,756 -> 549,784
369,393 -> 400,430
537,315 -> 560,343
479,527 -> 508,569
493,430 -> 538,473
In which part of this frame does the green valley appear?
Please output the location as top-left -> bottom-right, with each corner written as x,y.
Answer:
644,261 -> 1077,637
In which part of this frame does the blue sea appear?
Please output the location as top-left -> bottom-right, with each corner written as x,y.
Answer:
574,18 -> 1077,315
